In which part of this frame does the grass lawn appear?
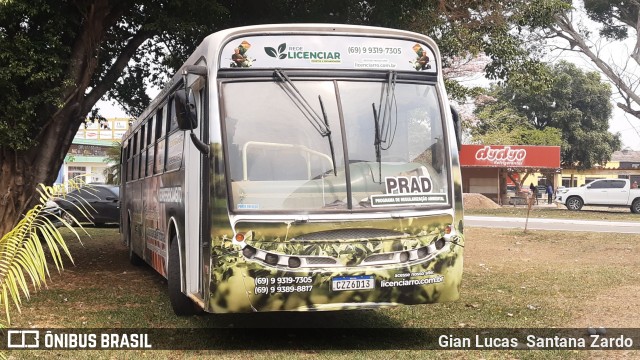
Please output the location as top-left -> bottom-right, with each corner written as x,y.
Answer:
5,226 -> 639,359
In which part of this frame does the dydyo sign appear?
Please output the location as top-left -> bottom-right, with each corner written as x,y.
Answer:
459,145 -> 561,168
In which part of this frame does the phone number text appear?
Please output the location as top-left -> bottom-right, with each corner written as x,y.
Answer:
348,47 -> 402,55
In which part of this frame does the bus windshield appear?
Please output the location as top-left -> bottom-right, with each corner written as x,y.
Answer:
222,78 -> 449,212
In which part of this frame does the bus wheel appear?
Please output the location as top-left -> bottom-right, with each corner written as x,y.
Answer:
565,196 -> 583,211
168,235 -> 201,316
128,222 -> 145,266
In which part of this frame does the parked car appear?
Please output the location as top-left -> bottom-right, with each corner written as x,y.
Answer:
41,200 -> 63,225
556,179 -> 640,213
53,184 -> 120,225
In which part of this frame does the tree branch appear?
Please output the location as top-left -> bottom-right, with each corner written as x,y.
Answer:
83,30 -> 154,113
617,102 -> 640,117
553,12 -> 640,120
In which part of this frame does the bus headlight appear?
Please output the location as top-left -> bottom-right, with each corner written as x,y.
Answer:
288,257 -> 301,268
399,251 -> 410,263
242,245 -> 257,258
417,247 -> 430,259
265,253 -> 279,265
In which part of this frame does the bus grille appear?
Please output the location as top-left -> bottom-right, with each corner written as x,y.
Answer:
294,228 -> 406,241
363,253 -> 394,262
304,257 -> 337,265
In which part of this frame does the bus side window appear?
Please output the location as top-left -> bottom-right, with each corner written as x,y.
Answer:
450,105 -> 462,149
146,116 -> 155,177
147,117 -> 154,145
126,138 -> 133,182
168,96 -> 179,133
140,124 -> 147,178
132,131 -> 139,180
165,98 -> 185,172
154,107 -> 165,174
156,108 -> 166,140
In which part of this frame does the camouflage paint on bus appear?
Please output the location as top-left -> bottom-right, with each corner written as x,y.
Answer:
206,143 -> 464,312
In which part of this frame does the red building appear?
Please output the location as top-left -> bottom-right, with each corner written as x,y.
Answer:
459,145 -> 561,204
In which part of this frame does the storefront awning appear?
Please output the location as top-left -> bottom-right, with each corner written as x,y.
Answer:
459,145 -> 561,169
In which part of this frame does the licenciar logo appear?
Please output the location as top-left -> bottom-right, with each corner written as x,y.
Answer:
264,43 -> 287,59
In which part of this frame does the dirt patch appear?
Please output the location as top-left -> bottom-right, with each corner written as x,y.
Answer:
462,193 -> 501,209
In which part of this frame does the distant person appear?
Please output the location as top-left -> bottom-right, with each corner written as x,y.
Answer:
632,181 -> 638,189
546,184 -> 554,204
529,183 -> 538,205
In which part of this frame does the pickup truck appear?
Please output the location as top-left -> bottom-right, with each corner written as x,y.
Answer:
556,179 -> 640,213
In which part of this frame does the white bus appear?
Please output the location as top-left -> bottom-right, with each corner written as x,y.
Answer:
120,24 -> 464,315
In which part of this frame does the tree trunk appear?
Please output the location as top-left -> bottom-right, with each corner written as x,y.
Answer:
0,149 -> 36,237
0,105 -> 84,236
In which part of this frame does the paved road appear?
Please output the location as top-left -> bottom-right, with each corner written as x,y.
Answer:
465,216 -> 640,234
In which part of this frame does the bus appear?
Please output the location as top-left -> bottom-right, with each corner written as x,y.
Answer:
120,24 -> 464,315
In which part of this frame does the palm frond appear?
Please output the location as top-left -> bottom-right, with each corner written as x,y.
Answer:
0,182 -> 88,326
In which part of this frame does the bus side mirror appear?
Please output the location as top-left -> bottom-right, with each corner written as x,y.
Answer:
175,65 -> 207,131
450,105 -> 462,149
175,89 -> 197,130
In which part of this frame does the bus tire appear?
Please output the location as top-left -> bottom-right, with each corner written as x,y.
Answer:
168,234 -> 201,316
128,221 -> 145,266
632,199 -> 640,214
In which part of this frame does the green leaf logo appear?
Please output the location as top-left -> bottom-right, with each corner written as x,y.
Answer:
265,43 -> 287,59
264,47 -> 277,58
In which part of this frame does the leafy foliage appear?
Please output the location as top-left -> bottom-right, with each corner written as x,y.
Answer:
407,0 -> 570,99
472,61 -> 620,168
0,0 -> 76,149
583,0 -> 638,40
103,141 -> 122,185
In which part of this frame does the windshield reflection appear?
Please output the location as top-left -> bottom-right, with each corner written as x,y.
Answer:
222,79 -> 448,212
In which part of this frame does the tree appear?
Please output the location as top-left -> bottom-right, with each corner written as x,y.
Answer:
538,0 -> 640,120
406,0 -> 571,100
473,61 -> 620,168
472,96 -> 564,146
0,0 -> 426,236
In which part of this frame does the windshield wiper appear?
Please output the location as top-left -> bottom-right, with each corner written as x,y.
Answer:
318,95 -> 337,176
371,71 -> 398,183
372,103 -> 382,183
274,69 -> 336,175
378,71 -> 397,148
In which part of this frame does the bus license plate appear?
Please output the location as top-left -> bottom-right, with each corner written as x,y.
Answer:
332,275 -> 375,291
